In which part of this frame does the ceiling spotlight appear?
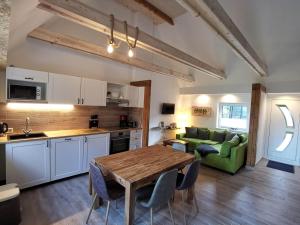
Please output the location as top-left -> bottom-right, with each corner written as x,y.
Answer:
107,42 -> 114,54
128,48 -> 134,57
124,21 -> 139,58
106,14 -> 119,54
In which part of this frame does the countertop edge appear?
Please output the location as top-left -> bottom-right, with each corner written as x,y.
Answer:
0,127 -> 142,145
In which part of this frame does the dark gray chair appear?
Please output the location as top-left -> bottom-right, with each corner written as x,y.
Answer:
86,163 -> 125,225
136,169 -> 178,225
176,160 -> 201,225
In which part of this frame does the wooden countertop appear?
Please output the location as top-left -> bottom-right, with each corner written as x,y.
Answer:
0,127 -> 142,144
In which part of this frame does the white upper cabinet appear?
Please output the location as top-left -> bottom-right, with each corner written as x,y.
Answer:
81,78 -> 107,106
48,73 -> 81,104
119,85 -> 144,108
129,86 -> 144,108
6,67 -> 49,83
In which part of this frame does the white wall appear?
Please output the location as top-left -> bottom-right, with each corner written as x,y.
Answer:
178,93 -> 251,130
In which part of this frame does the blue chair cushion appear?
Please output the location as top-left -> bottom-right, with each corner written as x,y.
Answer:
176,173 -> 185,188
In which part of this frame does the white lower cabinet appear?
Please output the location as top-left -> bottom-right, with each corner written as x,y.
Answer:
82,134 -> 110,172
50,136 -> 84,181
129,129 -> 143,150
5,133 -> 110,188
6,141 -> 50,189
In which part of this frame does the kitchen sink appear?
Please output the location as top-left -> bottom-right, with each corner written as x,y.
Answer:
8,132 -> 47,140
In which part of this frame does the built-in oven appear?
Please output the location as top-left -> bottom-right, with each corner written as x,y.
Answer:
7,80 -> 46,101
110,131 -> 130,154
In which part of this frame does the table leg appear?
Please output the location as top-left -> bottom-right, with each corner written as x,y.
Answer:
125,182 -> 136,225
186,184 -> 195,204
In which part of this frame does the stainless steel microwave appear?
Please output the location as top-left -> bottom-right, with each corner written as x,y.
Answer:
7,80 -> 46,101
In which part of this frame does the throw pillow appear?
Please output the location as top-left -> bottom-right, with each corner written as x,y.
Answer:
225,132 -> 237,141
220,142 -> 232,158
185,127 -> 198,138
230,135 -> 240,146
219,135 -> 241,158
197,128 -> 210,140
238,133 -> 248,143
211,131 -> 226,143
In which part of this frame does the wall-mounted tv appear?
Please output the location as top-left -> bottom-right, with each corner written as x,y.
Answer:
161,103 -> 175,114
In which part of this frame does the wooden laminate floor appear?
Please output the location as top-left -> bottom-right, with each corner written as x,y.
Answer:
19,159 -> 300,225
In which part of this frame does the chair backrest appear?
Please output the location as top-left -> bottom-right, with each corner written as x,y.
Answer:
89,163 -> 110,201
177,160 -> 201,190
147,169 -> 178,208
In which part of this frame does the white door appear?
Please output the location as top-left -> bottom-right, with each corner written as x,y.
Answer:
49,73 -> 81,104
50,136 -> 84,180
81,78 -> 107,106
267,99 -> 300,165
82,134 -> 110,172
6,141 -> 50,189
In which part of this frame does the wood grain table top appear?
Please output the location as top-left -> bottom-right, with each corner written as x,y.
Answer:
94,145 -> 195,187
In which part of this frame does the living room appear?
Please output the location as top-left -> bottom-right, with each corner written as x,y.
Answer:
1,0 -> 300,225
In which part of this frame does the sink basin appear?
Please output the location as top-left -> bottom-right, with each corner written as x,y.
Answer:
8,132 -> 47,140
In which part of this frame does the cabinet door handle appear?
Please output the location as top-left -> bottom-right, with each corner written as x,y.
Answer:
82,98 -> 84,104
65,138 -> 72,141
85,136 -> 88,143
25,77 -> 34,80
77,98 -> 80,104
47,140 -> 49,148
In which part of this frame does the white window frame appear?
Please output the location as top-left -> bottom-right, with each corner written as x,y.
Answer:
217,103 -> 249,131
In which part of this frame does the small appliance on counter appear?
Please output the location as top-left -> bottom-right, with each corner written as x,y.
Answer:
127,121 -> 138,128
120,115 -> 128,128
0,122 -> 8,137
89,115 -> 99,129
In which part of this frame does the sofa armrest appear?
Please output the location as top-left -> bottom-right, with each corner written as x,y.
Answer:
176,133 -> 186,139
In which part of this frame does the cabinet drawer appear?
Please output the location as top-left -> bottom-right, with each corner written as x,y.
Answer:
7,67 -> 49,83
130,129 -> 142,138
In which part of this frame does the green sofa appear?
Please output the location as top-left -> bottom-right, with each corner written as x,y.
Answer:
176,128 -> 248,174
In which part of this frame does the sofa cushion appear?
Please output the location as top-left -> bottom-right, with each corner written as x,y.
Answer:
220,135 -> 240,158
197,128 -> 210,140
225,132 -> 237,141
238,133 -> 248,143
181,138 -> 218,145
211,131 -> 226,143
185,127 -> 198,138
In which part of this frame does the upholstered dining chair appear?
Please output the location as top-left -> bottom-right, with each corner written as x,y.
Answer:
176,160 -> 201,225
86,163 -> 125,225
136,169 -> 178,225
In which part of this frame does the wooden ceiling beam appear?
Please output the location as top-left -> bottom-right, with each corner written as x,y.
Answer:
28,27 -> 195,82
176,0 -> 268,77
0,0 -> 12,70
133,0 -> 174,25
37,0 -> 225,80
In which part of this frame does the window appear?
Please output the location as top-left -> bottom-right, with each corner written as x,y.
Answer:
218,103 -> 248,131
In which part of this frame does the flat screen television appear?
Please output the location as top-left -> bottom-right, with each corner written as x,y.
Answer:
161,103 -> 175,114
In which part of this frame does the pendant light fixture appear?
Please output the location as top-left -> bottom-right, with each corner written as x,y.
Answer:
107,14 -> 118,54
124,21 -> 139,58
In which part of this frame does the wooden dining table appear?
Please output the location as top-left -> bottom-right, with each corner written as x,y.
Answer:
90,144 -> 195,225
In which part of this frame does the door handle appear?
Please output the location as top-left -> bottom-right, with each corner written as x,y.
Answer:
25,77 -> 34,80
82,98 -> 84,104
85,136 -> 88,143
65,138 -> 72,141
77,98 -> 80,104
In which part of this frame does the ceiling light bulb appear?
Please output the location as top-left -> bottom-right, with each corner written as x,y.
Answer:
128,48 -> 134,57
107,43 -> 114,54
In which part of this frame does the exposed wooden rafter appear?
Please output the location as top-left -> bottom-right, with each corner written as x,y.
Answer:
176,0 -> 268,77
0,0 -> 12,70
37,0 -> 225,80
28,27 -> 195,82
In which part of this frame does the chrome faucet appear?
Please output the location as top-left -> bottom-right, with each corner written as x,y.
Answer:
22,117 -> 32,135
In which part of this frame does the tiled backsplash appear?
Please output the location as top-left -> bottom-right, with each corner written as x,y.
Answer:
0,103 -> 143,132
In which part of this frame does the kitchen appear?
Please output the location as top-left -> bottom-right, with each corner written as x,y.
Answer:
0,66 -> 144,188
